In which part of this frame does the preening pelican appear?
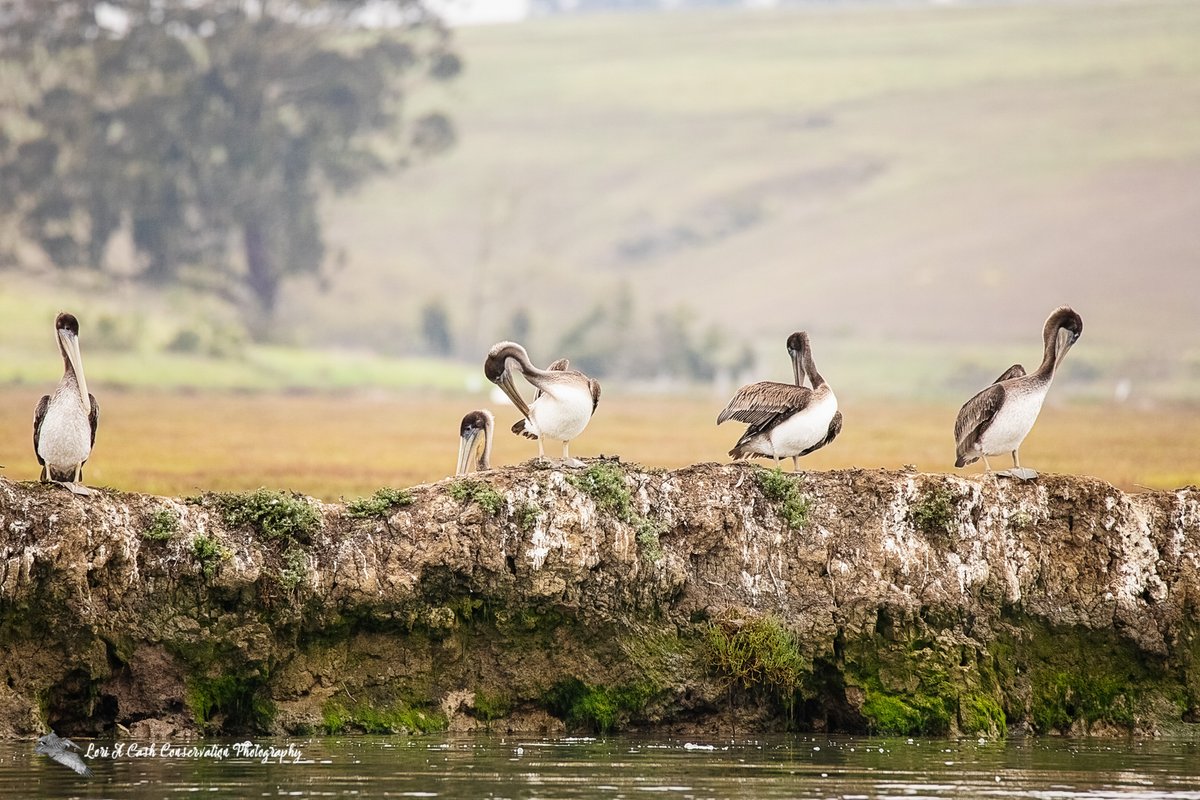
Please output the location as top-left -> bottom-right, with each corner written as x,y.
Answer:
513,357 -> 568,440
954,306 -> 1083,480
484,342 -> 600,466
456,409 -> 494,476
718,331 -> 842,470
33,313 -> 98,494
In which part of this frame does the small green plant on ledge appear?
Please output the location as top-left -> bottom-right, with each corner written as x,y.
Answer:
202,488 -> 322,543
347,487 -> 413,519
515,501 -> 542,532
143,508 -> 180,541
191,534 -> 230,578
278,545 -> 309,591
448,478 -> 504,515
754,469 -> 812,529
568,462 -> 633,522
909,485 -> 958,536
636,518 -> 664,562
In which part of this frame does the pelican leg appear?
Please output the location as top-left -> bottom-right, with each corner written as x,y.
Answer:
39,464 -> 48,482
791,456 -> 800,472
562,441 -> 585,469
1007,450 -> 1038,481
981,454 -> 993,473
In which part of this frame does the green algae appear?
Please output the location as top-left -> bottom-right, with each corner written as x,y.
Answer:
321,698 -> 447,735
190,534 -> 229,578
544,678 -> 654,734
186,673 -> 275,733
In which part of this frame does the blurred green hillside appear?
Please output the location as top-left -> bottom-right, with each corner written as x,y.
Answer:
4,0 -> 1199,399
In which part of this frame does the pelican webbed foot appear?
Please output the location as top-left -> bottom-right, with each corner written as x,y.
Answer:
54,481 -> 94,496
561,457 -> 586,469
995,468 -> 1039,481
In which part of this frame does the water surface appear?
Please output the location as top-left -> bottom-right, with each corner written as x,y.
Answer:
4,733 -> 1200,799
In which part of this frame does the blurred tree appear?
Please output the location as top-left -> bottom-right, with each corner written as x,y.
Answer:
0,0 -> 460,336
419,297 -> 454,356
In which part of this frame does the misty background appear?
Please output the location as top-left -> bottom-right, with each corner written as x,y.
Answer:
1,0 -> 1197,404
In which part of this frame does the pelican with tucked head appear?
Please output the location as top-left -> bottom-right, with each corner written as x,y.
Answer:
718,331 -> 842,470
484,342 -> 600,466
456,409 -> 494,476
954,305 -> 1083,480
33,313 -> 99,495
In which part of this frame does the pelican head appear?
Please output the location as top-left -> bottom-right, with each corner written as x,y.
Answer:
55,312 -> 90,414
1043,306 -> 1083,368
484,341 -> 533,417
456,409 -> 494,476
785,331 -> 810,386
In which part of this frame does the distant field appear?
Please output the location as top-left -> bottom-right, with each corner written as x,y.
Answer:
3,0 -> 1199,404
1,388 -> 1194,500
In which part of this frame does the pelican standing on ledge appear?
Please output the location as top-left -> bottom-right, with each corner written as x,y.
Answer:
456,409 -> 494,476
484,342 -> 600,466
954,305 -> 1083,480
718,331 -> 842,470
33,313 -> 99,495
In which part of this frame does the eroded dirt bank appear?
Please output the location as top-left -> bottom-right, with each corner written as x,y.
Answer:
1,462 -> 1197,740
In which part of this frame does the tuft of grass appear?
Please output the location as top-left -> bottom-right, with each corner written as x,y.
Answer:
143,508 -> 180,541
190,534 -> 230,578
568,462 -> 633,522
346,486 -> 413,519
448,478 -> 505,515
909,485 -> 958,536
703,612 -> 809,719
209,488 -> 322,543
754,468 -> 812,529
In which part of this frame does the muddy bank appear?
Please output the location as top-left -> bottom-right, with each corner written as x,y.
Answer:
0,462 -> 1197,739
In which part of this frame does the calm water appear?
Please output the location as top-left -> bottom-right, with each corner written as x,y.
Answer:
3,734 -> 1200,799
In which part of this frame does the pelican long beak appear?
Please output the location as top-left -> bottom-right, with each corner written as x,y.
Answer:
1053,326 -> 1077,368
456,429 -> 479,476
496,370 -> 533,419
790,349 -> 806,388
59,329 -> 90,414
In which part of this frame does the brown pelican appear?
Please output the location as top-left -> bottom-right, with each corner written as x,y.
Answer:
36,731 -> 93,777
484,342 -> 600,466
33,313 -> 98,495
717,331 -> 842,470
513,357 -> 568,440
456,409 -> 494,476
954,306 -> 1083,480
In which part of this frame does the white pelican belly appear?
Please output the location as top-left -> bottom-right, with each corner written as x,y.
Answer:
766,391 -> 838,457
37,392 -> 92,471
978,385 -> 1049,456
528,383 -> 595,442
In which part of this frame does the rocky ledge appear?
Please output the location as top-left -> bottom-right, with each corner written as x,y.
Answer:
0,461 -> 1198,740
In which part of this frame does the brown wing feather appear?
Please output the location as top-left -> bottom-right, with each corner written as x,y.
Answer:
88,394 -> 99,449
954,383 -> 1007,466
32,395 -> 49,466
993,364 -> 1026,383
717,381 -> 813,430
